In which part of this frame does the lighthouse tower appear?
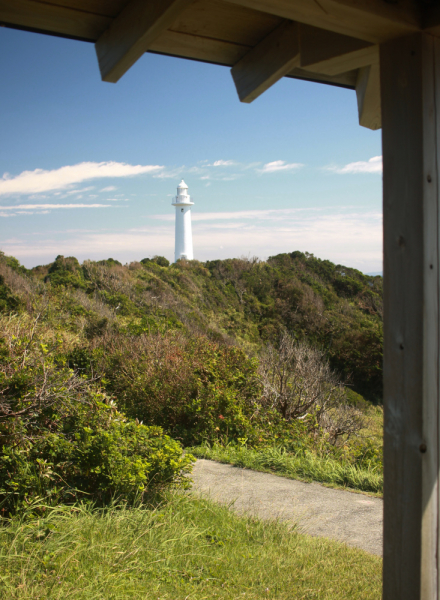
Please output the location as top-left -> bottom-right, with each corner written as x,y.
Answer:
172,180 -> 194,262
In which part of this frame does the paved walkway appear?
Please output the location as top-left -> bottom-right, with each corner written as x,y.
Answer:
191,459 -> 383,556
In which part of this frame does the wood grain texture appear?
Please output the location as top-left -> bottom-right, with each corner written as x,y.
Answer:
40,0 -> 128,18
0,0 -> 111,40
95,0 -> 195,82
150,29 -> 249,65
355,64 -> 381,130
286,66 -> 357,89
231,20 -> 300,103
169,0 -> 282,46
381,33 -> 440,600
227,0 -> 421,43
300,24 -> 377,75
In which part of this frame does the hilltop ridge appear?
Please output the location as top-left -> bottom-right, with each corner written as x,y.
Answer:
1,250 -> 383,401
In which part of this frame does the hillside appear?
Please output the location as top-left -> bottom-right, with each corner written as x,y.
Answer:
1,251 -> 382,401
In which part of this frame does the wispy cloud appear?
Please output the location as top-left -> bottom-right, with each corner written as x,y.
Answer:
152,167 -> 185,179
329,156 -> 383,174
0,203 -> 112,213
259,161 -> 304,174
209,160 -> 236,167
100,186 -> 117,192
0,162 -> 164,197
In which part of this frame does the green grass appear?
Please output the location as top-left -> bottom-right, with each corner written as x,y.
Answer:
0,494 -> 381,600
188,444 -> 383,495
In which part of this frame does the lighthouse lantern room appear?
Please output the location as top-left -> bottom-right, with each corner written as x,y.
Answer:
172,180 -> 194,262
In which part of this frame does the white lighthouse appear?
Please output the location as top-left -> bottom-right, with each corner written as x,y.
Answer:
172,179 -> 194,262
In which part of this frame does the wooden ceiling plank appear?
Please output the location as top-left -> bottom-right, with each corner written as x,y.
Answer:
356,63 -> 381,130
300,24 -> 378,76
231,20 -> 300,103
150,29 -> 249,65
169,0 -> 283,47
95,0 -> 196,83
226,0 -> 421,44
0,0 -> 111,40
42,1 -> 128,19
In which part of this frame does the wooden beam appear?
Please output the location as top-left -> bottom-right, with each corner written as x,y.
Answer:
381,33 -> 440,600
356,64 -> 381,130
0,0 -> 111,41
168,0 -> 284,47
231,20 -> 300,103
287,67 -> 357,90
227,0 -> 421,44
300,24 -> 378,76
95,0 -> 195,83
150,30 -> 250,66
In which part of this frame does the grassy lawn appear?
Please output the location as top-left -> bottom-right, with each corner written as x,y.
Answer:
188,442 -> 383,496
0,494 -> 381,600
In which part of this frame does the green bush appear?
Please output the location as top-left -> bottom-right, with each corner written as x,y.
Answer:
0,404 -> 193,514
0,316 -> 193,515
45,255 -> 85,288
141,256 -> 170,267
0,276 -> 21,314
100,332 -> 262,445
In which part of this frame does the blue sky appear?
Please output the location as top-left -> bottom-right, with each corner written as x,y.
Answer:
0,26 -> 382,271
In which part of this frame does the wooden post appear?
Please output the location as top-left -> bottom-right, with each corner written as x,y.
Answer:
381,33 -> 440,600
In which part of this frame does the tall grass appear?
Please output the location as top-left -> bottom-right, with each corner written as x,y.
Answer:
0,494 -> 381,599
189,444 -> 383,495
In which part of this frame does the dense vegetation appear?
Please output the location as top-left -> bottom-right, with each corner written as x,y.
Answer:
0,250 -> 383,514
0,250 -> 383,597
32,251 -> 383,400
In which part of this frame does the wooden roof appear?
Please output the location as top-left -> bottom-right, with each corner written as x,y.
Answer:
1,0 -> 438,130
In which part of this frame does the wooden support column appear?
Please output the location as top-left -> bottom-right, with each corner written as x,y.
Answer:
381,33 -> 440,600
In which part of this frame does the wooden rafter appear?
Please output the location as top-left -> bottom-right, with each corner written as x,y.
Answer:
231,20 -> 300,103
300,24 -> 378,76
95,0 -> 195,83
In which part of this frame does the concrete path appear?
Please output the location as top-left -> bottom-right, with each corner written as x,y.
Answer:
191,459 -> 383,556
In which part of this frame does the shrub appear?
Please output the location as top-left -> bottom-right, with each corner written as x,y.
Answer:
0,276 -> 21,314
0,315 -> 193,515
141,256 -> 170,267
0,406 -> 193,514
258,331 -> 365,445
45,255 -> 85,288
99,331 -> 262,445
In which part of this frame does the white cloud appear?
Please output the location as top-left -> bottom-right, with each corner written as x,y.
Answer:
0,203 -> 112,213
0,162 -> 164,197
64,186 -> 95,195
259,160 -> 304,174
100,186 -> 117,192
209,160 -> 236,167
330,156 -> 383,174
